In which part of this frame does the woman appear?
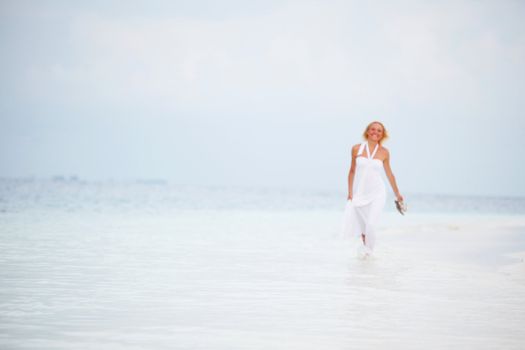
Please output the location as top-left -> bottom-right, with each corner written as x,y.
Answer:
342,121 -> 403,257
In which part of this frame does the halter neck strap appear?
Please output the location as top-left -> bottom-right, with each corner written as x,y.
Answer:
365,142 -> 379,159
358,142 -> 366,156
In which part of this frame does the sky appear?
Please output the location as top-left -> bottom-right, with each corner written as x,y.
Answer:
1,0 -> 524,197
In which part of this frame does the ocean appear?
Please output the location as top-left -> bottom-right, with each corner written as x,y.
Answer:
1,178 -> 524,349
2,177 -> 525,215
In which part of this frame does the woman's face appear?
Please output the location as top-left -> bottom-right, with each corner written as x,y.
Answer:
367,123 -> 384,142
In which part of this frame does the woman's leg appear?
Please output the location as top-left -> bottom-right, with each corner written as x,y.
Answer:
363,197 -> 386,252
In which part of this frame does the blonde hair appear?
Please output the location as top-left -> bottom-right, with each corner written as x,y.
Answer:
362,121 -> 389,144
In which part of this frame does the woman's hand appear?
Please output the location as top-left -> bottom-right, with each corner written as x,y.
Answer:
396,193 -> 404,202
347,193 -> 353,201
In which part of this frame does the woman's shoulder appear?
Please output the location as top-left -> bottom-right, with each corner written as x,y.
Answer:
351,143 -> 361,151
351,143 -> 361,156
380,145 -> 390,157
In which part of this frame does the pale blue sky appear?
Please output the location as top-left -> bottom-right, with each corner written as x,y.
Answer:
1,0 -> 524,197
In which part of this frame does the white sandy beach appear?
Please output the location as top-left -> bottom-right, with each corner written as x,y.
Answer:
1,206 -> 524,350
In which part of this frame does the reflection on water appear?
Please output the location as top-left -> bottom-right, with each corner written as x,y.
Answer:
1,179 -> 524,349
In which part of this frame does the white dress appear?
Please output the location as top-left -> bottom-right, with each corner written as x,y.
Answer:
341,142 -> 387,253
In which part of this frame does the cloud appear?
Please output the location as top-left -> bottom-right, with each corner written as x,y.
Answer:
11,0 -> 521,123
1,0 -> 525,195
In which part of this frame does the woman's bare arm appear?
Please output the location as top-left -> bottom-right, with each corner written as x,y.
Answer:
347,145 -> 359,200
383,149 -> 403,201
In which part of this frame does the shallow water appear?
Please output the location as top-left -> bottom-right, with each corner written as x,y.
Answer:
1,180 -> 525,349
